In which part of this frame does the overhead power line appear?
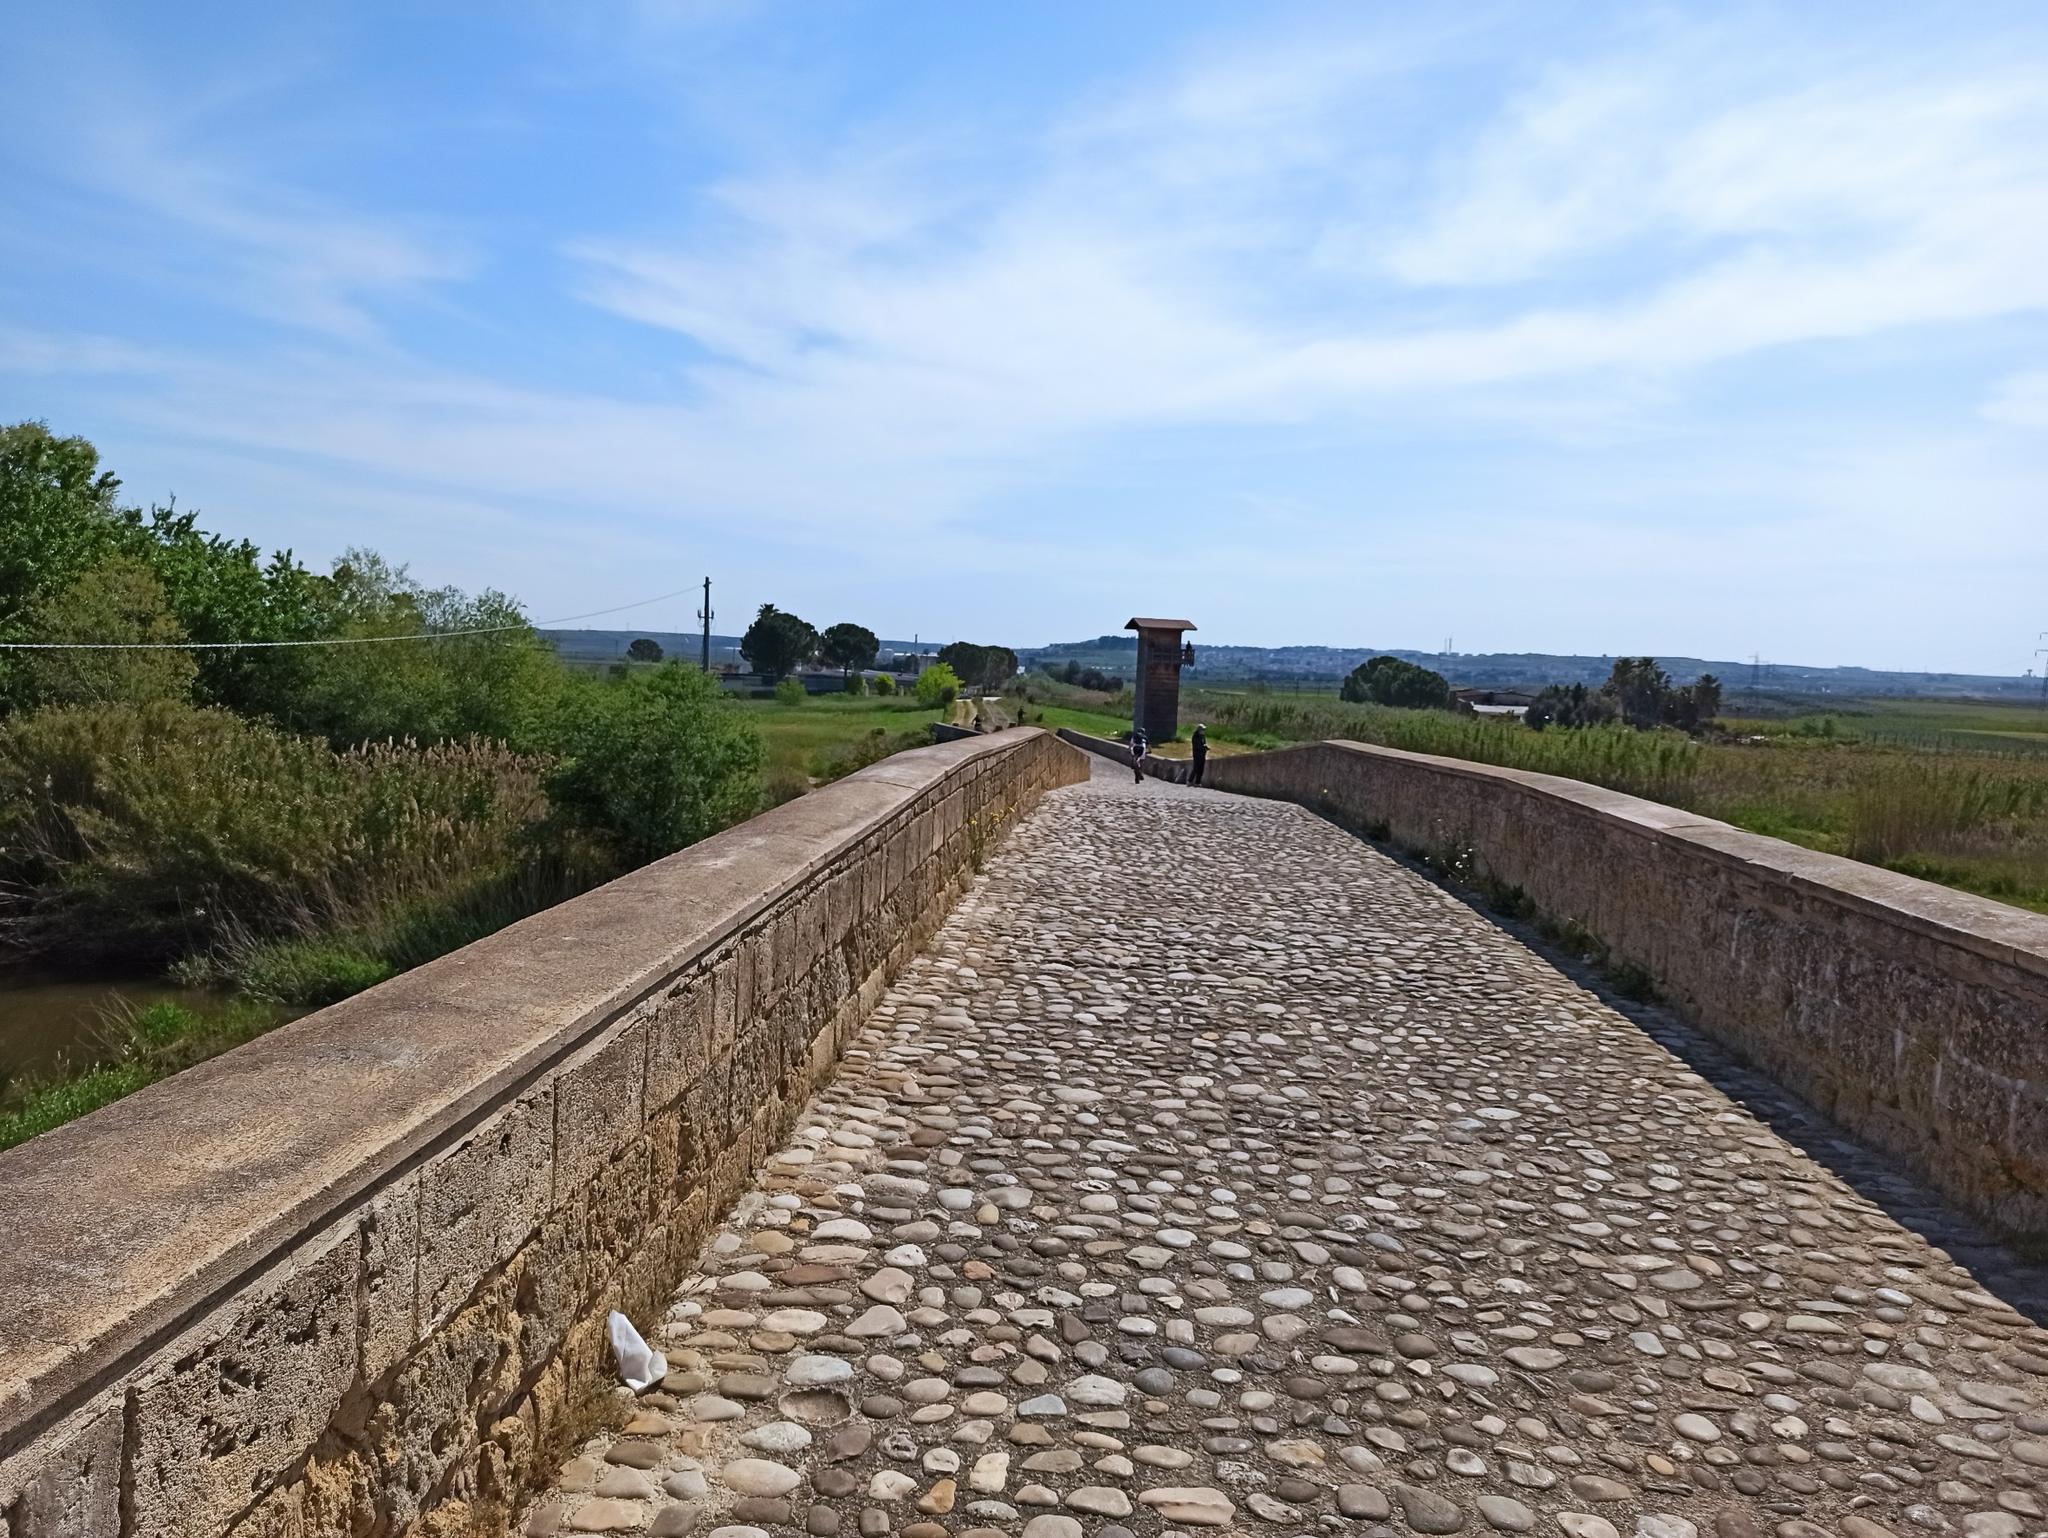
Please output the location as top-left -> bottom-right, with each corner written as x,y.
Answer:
0,585 -> 703,651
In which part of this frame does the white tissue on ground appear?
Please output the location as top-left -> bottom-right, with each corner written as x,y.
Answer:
608,1310 -> 668,1391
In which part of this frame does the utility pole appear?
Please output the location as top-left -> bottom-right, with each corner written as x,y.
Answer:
697,577 -> 714,672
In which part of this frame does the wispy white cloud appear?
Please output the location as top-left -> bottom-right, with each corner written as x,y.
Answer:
570,15 -> 2048,438
80,126 -> 471,338
1984,370 -> 2048,429
4,4 -> 2044,668
0,327 -> 173,376
0,19 -> 470,339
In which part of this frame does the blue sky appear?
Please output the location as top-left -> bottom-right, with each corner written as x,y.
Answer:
3,2 -> 2045,674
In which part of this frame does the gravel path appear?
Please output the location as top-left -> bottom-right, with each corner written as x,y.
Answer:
518,761 -> 2048,1538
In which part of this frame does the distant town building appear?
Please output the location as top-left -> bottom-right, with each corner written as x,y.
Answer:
1453,688 -> 1536,707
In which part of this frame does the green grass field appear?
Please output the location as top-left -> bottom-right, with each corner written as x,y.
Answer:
733,695 -> 948,799
1722,695 -> 2048,757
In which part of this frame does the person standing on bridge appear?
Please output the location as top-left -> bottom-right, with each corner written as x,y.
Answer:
1130,727 -> 1148,784
1190,723 -> 1208,786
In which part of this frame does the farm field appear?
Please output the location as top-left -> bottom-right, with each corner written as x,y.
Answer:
1722,693 -> 2048,755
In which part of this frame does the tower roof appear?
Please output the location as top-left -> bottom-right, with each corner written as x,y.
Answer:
1124,617 -> 1196,632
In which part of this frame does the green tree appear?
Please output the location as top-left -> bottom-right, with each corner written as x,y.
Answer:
938,641 -> 1019,692
136,501 -> 335,720
773,677 -> 807,705
1685,673 -> 1723,730
843,672 -> 866,696
938,642 -> 988,690
915,663 -> 962,709
21,557 -> 197,707
1340,655 -> 1452,709
820,622 -> 880,676
544,663 -> 764,865
292,550 -> 561,749
627,638 -> 664,663
740,603 -> 817,680
0,423 -> 133,711
1608,657 -> 1672,730
978,646 -> 1019,690
871,671 -> 896,696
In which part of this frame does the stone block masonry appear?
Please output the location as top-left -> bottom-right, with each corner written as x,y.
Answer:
0,727 -> 1087,1538
1204,738 -> 2048,1243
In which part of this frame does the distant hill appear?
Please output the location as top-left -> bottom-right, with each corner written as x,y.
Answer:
1021,637 -> 2037,699
544,627 -> 2035,699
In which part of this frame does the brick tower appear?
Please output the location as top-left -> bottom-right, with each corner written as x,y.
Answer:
1126,617 -> 1196,743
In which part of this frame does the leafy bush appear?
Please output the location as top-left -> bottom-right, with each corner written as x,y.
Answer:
871,671 -> 896,696
773,677 -> 807,706
544,663 -> 764,865
915,663 -> 962,709
843,673 -> 866,696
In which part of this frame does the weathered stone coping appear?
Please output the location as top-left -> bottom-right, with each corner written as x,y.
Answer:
0,726 -> 1086,1537
1205,738 -> 2048,1239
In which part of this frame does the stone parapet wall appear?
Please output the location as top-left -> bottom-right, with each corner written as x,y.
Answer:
0,728 -> 1087,1538
1205,739 -> 2048,1242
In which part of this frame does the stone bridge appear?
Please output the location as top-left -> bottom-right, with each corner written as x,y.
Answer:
3,731 -> 2046,1538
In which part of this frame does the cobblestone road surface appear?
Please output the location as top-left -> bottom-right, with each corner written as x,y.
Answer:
519,761 -> 2048,1538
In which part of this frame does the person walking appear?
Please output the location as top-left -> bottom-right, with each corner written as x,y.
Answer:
1130,727 -> 1148,784
1190,723 -> 1208,786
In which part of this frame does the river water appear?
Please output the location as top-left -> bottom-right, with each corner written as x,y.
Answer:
0,974 -> 255,1082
